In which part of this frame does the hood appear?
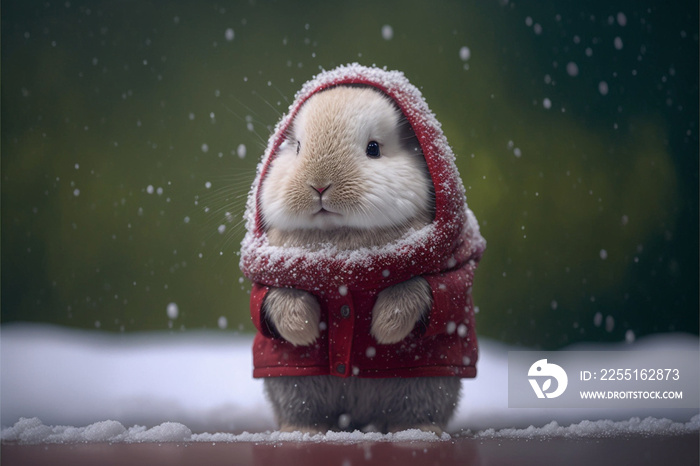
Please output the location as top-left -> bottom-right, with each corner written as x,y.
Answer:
240,63 -> 485,292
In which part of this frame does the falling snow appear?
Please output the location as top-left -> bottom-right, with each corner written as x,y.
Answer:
217,316 -> 228,329
457,324 -> 468,338
381,25 -> 393,41
605,315 -> 615,333
166,302 -> 179,320
593,312 -> 603,327
616,12 -> 627,27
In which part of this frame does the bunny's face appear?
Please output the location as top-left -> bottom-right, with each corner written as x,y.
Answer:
260,86 -> 433,232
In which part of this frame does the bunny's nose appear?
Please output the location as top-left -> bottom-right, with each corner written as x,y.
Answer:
312,184 -> 330,195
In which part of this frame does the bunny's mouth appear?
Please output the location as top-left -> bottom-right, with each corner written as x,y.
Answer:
314,207 -> 341,217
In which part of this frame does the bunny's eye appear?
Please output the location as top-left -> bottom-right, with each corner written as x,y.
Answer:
296,140 -> 301,155
366,141 -> 380,158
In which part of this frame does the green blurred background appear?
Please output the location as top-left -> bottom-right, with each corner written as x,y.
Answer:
2,0 -> 697,348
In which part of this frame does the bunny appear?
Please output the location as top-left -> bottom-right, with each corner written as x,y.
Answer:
240,64 -> 485,435
260,86 -> 434,349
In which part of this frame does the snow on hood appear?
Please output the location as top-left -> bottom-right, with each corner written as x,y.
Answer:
240,63 -> 485,291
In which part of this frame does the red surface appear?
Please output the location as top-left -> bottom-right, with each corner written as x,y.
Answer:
3,434 -> 698,466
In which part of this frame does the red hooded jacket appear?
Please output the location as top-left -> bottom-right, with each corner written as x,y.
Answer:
240,64 -> 486,379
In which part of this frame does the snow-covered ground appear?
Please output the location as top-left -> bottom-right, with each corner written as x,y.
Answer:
1,323 -> 698,444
